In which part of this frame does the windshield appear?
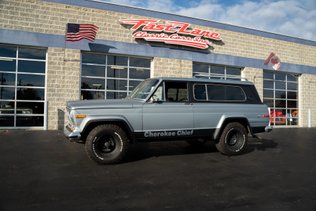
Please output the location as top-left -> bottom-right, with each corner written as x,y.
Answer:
128,79 -> 159,100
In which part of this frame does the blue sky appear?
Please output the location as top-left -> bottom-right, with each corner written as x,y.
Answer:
101,0 -> 316,41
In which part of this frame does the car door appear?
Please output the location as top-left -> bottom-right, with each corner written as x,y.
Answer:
142,81 -> 193,133
192,83 -> 223,131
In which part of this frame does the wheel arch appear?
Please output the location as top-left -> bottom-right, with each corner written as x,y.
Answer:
81,118 -> 135,143
214,116 -> 252,141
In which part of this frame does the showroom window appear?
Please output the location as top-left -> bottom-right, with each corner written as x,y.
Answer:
263,70 -> 299,126
193,62 -> 242,80
0,44 -> 46,128
81,52 -> 151,100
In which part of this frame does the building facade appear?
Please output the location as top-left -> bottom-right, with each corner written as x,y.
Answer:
0,0 -> 315,130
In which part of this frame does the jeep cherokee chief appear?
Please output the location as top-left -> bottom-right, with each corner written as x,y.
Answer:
64,77 -> 271,164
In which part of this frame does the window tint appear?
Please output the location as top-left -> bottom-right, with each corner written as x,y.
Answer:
242,85 -> 261,103
129,57 -> 150,68
226,86 -> 246,101
82,65 -> 105,77
165,82 -> 188,102
194,84 -> 206,100
195,84 -> 246,102
0,46 -> 16,57
207,85 -> 225,100
0,60 -> 16,72
19,48 -> 46,60
18,60 -> 45,73
82,53 -> 106,64
17,74 -> 45,87
107,55 -> 128,66
0,73 -> 15,85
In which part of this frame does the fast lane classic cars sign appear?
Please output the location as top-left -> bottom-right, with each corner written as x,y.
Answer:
120,19 -> 222,49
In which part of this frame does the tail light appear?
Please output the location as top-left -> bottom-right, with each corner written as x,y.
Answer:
263,113 -> 270,118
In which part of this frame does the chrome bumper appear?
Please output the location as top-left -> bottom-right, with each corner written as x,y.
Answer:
265,126 -> 272,132
64,124 -> 81,141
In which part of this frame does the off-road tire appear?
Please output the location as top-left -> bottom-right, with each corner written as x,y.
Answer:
216,122 -> 248,155
85,124 -> 129,164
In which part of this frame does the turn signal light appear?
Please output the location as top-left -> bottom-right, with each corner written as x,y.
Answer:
75,114 -> 87,119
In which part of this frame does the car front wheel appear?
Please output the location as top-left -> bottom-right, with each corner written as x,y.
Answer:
85,124 -> 129,164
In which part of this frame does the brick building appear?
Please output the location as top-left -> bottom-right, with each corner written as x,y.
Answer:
0,0 -> 315,130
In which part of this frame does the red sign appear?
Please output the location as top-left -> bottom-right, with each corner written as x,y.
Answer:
264,52 -> 281,71
120,19 -> 222,49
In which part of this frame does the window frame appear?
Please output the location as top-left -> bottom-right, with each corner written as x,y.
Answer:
80,52 -> 151,100
193,62 -> 242,80
193,83 -> 247,102
263,70 -> 299,126
0,44 -> 47,129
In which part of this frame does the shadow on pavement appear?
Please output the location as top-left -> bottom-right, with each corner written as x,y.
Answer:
124,138 -> 278,163
125,141 -> 218,163
247,138 -> 278,152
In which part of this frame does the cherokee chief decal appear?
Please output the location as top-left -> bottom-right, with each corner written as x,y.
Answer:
120,19 -> 222,49
144,130 -> 194,138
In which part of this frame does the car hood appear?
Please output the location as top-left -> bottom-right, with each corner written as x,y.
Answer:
66,99 -> 144,110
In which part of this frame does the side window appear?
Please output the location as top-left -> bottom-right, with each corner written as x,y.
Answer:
242,85 -> 262,103
207,84 -> 246,101
165,82 -> 188,102
207,85 -> 225,100
151,85 -> 164,101
194,84 -> 207,100
226,86 -> 246,101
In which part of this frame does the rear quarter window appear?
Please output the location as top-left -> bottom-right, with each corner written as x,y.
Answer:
194,83 -> 247,102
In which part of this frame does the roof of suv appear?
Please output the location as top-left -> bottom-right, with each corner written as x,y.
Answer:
155,77 -> 254,85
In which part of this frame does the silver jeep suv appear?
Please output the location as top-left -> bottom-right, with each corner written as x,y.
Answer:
64,77 -> 271,164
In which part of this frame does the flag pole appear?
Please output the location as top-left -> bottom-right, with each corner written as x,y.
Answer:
64,23 -> 68,62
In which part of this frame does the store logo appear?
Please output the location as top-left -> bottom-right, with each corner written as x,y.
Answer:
120,19 -> 222,49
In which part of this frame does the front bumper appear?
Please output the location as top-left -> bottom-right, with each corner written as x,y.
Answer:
64,123 -> 81,141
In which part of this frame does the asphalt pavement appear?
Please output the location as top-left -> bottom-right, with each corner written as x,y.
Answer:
0,128 -> 316,211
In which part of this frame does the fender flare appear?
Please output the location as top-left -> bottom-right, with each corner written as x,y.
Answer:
213,115 -> 252,140
80,116 -> 135,141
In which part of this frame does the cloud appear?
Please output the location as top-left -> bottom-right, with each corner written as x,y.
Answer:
103,0 -> 316,41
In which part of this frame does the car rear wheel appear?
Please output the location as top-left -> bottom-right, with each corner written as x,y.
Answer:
216,122 -> 248,155
85,124 -> 129,164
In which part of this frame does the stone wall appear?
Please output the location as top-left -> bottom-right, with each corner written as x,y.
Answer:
152,58 -> 192,78
47,48 -> 80,129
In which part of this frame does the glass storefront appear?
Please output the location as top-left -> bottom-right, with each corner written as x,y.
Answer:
193,62 -> 242,80
0,44 -> 46,128
263,70 -> 299,126
81,52 -> 151,100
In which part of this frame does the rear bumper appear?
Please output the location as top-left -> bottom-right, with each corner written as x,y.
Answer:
265,126 -> 272,132
64,124 -> 81,141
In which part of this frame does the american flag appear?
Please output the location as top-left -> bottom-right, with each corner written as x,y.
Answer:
66,23 -> 99,42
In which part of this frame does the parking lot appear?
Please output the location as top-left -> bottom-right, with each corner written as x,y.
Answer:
0,128 -> 316,210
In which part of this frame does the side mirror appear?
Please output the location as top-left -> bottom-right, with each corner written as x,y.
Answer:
148,96 -> 163,104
